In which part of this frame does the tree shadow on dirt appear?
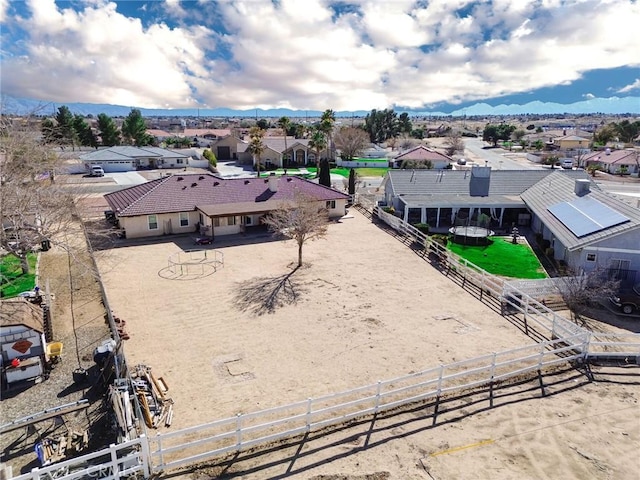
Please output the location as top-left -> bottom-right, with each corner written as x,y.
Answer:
233,266 -> 305,316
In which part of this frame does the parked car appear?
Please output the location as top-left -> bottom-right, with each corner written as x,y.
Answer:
89,165 -> 105,177
194,237 -> 213,245
609,284 -> 640,315
560,158 -> 575,169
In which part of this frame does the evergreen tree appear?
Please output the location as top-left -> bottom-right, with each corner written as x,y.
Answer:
97,113 -> 121,146
319,159 -> 331,187
121,108 -> 152,146
348,168 -> 357,195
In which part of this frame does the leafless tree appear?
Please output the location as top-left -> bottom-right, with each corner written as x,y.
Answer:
0,114 -> 79,274
443,131 -> 465,157
263,192 -> 329,267
333,126 -> 369,161
556,268 -> 620,326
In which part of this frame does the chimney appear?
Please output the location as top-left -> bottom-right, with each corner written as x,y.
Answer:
574,179 -> 590,196
268,173 -> 279,192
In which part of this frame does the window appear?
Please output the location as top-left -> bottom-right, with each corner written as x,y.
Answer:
326,200 -> 336,209
245,216 -> 252,225
179,212 -> 189,227
610,259 -> 631,271
586,253 -> 596,262
177,158 -> 184,164
227,216 -> 237,226
213,217 -> 220,227
148,215 -> 158,230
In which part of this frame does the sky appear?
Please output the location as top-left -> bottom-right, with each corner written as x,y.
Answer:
1,0 -> 639,113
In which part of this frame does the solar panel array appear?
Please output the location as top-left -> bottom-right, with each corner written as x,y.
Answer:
547,196 -> 629,238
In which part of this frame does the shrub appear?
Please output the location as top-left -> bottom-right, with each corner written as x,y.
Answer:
431,234 -> 448,246
413,223 -> 430,234
382,206 -> 395,214
202,149 -> 217,167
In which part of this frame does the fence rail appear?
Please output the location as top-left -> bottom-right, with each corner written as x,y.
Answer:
147,336 -> 588,473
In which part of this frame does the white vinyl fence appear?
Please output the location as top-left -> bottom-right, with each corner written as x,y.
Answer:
9,437 -> 149,480
146,336 -> 588,474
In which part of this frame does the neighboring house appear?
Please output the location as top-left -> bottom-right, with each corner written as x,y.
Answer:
236,137 -> 312,168
79,147 -> 190,172
181,129 -> 232,148
146,129 -> 173,143
555,135 -> 591,151
211,134 -> 243,161
582,149 -> 640,175
0,299 -> 46,385
522,175 -> 640,286
104,174 -> 350,239
392,145 -> 453,169
382,167 -> 591,231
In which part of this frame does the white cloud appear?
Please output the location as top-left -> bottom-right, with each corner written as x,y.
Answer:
0,0 -> 8,23
617,79 -> 640,93
583,93 -> 595,99
0,0 -> 639,110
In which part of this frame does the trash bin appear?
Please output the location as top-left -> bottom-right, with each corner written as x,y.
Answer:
41,239 -> 51,251
72,368 -> 88,384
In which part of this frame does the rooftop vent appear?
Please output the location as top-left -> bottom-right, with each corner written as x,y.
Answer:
182,186 -> 187,190
191,183 -> 198,187
198,176 -> 205,180
177,176 -> 184,181
244,180 -> 250,185
213,181 -> 220,186
287,177 -> 293,182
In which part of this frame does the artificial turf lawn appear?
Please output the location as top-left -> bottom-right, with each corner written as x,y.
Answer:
0,252 -> 38,297
447,237 -> 547,279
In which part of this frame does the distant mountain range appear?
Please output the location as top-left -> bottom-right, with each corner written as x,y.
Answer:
2,95 -> 639,118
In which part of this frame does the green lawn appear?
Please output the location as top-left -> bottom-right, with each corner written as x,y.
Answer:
447,237 -> 547,279
351,158 -> 389,163
0,252 -> 38,297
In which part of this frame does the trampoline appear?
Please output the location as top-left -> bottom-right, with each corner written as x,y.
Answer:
449,225 -> 495,245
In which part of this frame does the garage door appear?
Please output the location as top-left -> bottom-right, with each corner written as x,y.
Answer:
217,146 -> 231,160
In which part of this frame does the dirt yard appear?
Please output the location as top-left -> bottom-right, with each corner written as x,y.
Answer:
95,209 -> 639,479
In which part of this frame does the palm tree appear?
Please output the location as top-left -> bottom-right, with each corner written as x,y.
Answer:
308,128 -> 327,178
320,109 -> 336,160
248,126 -> 265,178
278,116 -> 292,171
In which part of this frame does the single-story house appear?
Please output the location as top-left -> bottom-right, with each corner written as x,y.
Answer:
0,299 -> 46,385
521,175 -> 640,285
79,146 -> 191,172
104,174 -> 350,240
236,137 -> 313,168
181,129 -> 232,148
392,145 -> 453,169
582,149 -> 639,175
382,167 -> 590,231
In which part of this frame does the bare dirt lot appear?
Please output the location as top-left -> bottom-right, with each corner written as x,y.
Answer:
95,209 -> 639,479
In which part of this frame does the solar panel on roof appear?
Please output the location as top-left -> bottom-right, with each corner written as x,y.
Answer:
547,196 -> 629,237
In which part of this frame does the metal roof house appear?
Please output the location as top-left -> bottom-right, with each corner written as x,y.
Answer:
104,173 -> 350,240
521,174 -> 640,285
382,167 -> 592,231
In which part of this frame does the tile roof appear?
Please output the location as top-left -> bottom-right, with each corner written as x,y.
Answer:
521,172 -> 640,251
393,145 -> 451,162
582,149 -> 639,166
104,174 -> 349,217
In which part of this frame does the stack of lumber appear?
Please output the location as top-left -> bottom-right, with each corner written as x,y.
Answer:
36,430 -> 88,466
131,364 -> 174,429
109,382 -> 136,441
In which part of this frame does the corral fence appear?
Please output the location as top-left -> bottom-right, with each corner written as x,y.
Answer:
9,436 -> 149,480
13,202 -> 638,479
146,335 -> 589,475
